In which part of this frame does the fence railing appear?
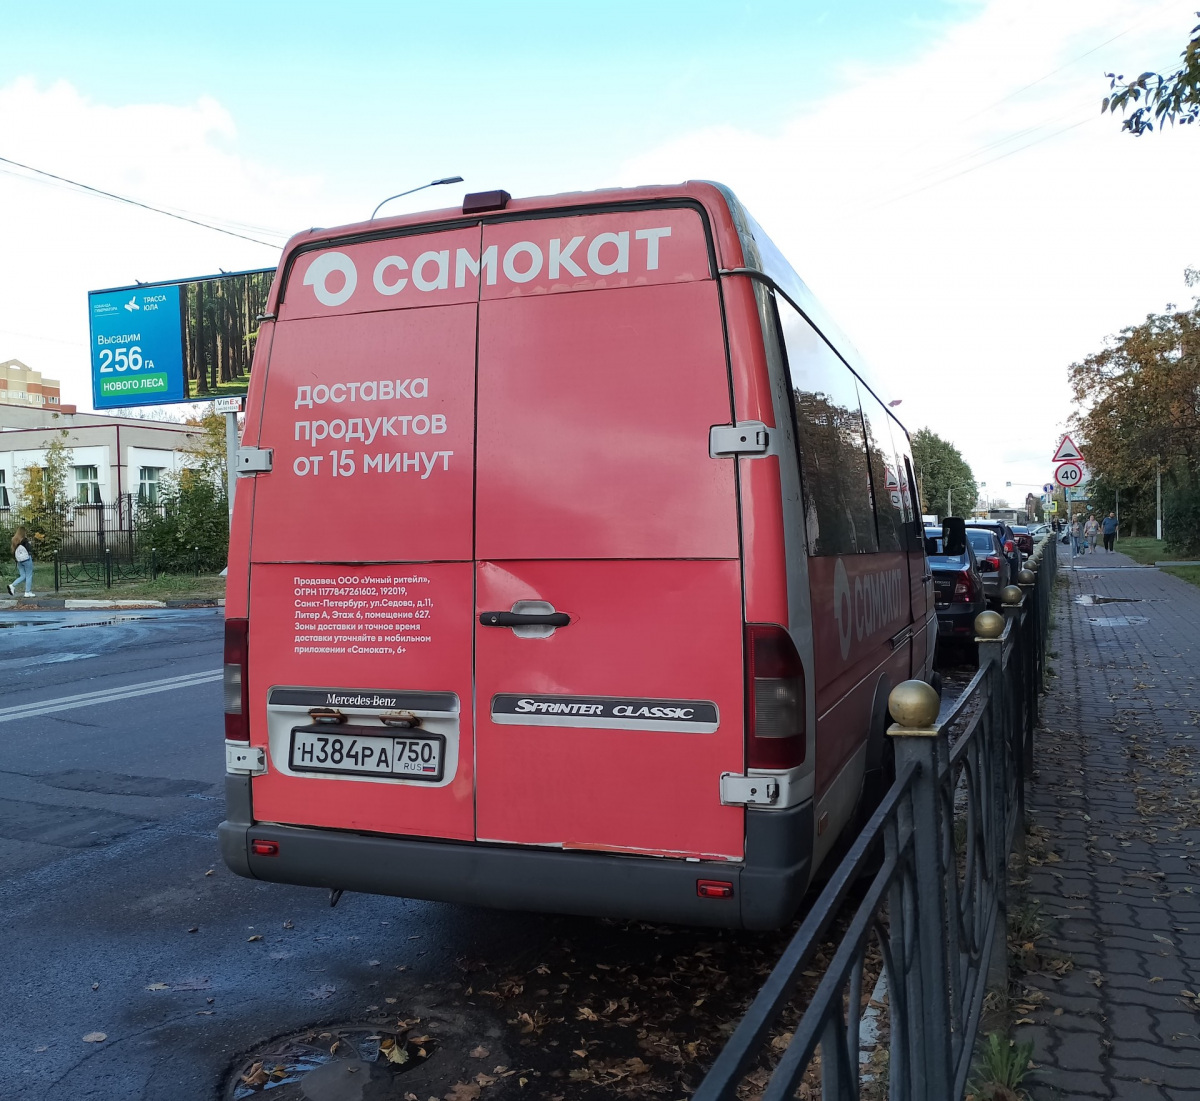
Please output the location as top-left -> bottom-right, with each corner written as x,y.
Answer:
2,495 -> 217,589
694,535 -> 1058,1101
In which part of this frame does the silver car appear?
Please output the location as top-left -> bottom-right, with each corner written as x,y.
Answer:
966,528 -> 1011,606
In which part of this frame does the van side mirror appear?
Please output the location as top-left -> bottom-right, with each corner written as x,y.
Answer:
942,516 -> 967,557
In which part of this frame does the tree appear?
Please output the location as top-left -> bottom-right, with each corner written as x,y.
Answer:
1103,13 -> 1200,134
910,428 -> 978,519
137,407 -> 231,572
13,430 -> 73,555
1069,295 -> 1200,550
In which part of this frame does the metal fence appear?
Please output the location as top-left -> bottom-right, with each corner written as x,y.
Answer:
2,496 -> 213,589
695,536 -> 1058,1101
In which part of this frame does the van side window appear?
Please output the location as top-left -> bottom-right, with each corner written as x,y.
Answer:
775,297 -> 878,556
859,393 -> 905,553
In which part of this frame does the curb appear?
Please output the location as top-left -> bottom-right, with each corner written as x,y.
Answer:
1,597 -> 223,611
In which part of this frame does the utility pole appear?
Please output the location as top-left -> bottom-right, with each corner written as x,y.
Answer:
1156,463 -> 1163,541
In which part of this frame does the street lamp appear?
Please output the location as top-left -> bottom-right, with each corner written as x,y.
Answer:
371,176 -> 464,220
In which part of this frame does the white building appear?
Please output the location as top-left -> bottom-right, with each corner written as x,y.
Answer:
0,402 -> 202,511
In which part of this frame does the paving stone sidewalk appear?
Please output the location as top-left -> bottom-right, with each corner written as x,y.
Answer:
1015,547 -> 1200,1100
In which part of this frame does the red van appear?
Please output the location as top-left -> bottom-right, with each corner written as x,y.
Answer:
219,183 -> 936,929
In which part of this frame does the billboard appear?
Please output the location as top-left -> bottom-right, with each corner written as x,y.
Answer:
89,268 -> 275,409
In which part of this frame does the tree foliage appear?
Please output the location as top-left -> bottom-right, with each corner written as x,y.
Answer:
1069,296 -> 1200,550
1103,13 -> 1200,134
910,428 -> 977,519
138,408 -> 231,572
13,431 -> 73,555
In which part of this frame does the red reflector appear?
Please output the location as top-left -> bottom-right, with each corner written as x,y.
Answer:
251,839 -> 279,856
697,880 -> 734,899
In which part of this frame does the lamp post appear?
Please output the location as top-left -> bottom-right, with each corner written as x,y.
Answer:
371,177 -> 464,220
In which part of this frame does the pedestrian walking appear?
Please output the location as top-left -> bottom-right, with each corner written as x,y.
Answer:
1084,514 -> 1100,553
9,526 -> 35,598
1102,511 -> 1118,552
1070,517 -> 1084,556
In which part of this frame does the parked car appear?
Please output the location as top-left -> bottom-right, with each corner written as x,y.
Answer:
965,528 -> 1011,606
966,520 -> 1021,578
1010,525 -> 1035,558
924,522 -> 986,643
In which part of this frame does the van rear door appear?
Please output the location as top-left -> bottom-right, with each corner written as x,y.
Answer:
246,226 -> 481,843
471,208 -> 746,861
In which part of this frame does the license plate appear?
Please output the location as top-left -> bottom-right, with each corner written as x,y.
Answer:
289,727 -> 445,781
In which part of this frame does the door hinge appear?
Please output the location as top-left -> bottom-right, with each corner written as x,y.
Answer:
720,773 -> 780,807
226,743 -> 267,776
710,422 -> 770,458
237,446 -> 273,475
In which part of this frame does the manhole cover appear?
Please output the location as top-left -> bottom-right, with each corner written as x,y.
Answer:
225,1024 -> 435,1100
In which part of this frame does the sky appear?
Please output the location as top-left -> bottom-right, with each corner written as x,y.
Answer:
2,0 -> 1198,504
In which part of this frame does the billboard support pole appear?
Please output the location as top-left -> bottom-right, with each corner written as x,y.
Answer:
225,411 -> 239,523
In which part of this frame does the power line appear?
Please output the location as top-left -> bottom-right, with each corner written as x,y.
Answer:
0,154 -> 287,248
864,112 -> 1098,212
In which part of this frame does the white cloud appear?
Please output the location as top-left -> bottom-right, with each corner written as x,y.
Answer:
616,0 -> 1200,499
0,78 -> 330,408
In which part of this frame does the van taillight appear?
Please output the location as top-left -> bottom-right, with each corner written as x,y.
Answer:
224,618 -> 249,743
744,624 -> 806,769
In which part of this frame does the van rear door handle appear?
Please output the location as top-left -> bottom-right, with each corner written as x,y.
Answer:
479,611 -> 570,628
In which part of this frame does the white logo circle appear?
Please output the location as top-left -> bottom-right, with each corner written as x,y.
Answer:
303,252 -> 358,307
834,558 -> 853,660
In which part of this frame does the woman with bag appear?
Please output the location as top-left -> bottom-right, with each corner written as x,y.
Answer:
9,526 -> 34,598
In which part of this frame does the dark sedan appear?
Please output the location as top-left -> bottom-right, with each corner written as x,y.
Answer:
924,528 -> 987,642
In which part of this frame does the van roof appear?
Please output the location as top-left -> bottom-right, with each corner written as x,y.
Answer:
269,180 -> 901,420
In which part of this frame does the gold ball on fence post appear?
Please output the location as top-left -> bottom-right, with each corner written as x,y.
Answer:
975,609 -> 1005,638
1001,585 -> 1023,606
1018,569 -> 1035,586
888,679 -> 940,729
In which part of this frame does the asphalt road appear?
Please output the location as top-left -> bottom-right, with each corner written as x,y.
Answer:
0,610 -> 545,1100
0,610 -> 803,1101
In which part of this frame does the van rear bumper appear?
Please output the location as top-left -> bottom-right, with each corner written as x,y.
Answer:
220,780 -> 812,930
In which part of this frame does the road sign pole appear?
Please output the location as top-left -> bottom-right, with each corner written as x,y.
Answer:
226,411 -> 239,524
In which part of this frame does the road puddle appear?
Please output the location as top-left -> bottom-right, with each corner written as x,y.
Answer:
1088,615 -> 1149,626
227,1025 -> 435,1100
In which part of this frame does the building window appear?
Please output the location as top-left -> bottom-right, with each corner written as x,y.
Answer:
0,470 -> 8,509
75,465 -> 102,505
139,466 -> 164,505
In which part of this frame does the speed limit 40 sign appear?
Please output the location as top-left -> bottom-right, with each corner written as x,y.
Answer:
1054,461 -> 1084,488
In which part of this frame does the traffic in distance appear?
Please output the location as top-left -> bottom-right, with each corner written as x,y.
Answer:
222,181 -> 952,930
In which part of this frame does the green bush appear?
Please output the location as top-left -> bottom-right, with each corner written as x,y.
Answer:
139,471 -> 228,573
1164,475 -> 1200,558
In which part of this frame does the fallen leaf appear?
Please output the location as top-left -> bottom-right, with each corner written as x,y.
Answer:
470,1046 -> 490,1059
187,927 -> 199,934
368,959 -> 381,967
308,984 -> 337,1000
34,1046 -> 48,1052
444,1083 -> 481,1101
247,935 -> 263,942
474,1073 -> 497,1086
1153,934 -> 1174,946
145,983 -> 169,992
91,983 -> 99,991
380,1037 -> 409,1065
241,1061 -> 269,1087
204,869 -> 214,876
283,920 -> 294,930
